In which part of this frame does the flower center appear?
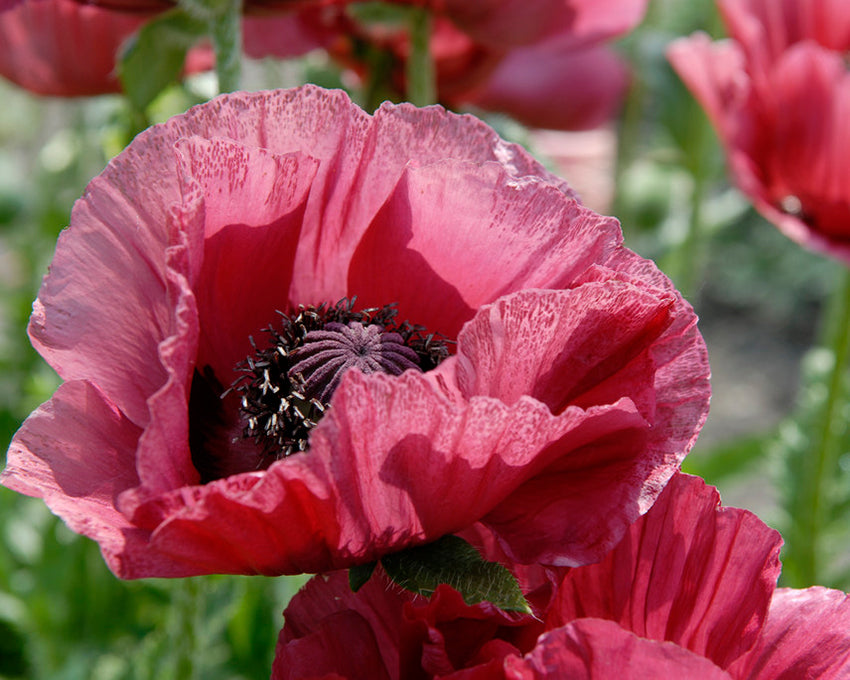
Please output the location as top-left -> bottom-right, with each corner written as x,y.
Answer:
230,299 -> 449,459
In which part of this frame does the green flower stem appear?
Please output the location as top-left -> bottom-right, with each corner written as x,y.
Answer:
211,0 -> 242,93
792,268 -> 850,586
171,578 -> 204,680
406,7 -> 436,106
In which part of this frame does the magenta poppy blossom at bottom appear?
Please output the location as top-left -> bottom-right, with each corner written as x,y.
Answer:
274,473 -> 850,679
2,86 -> 708,579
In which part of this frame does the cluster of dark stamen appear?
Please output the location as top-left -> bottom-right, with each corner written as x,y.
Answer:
227,298 -> 451,459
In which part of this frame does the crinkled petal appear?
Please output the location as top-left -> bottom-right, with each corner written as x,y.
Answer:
473,278 -> 708,566
727,586 -> 850,680
547,474 -> 782,670
0,381 -> 194,577
503,619 -> 732,680
348,160 -> 619,339
125,366 -> 647,575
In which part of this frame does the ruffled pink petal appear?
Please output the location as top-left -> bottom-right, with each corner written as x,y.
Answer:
460,43 -> 630,131
546,474 -> 782,671
503,619 -> 733,680
0,0 -> 149,96
751,45 -> 850,243
347,161 -> 617,339
473,274 -> 708,566
123,364 -> 647,575
455,284 -> 672,412
400,584 -> 535,678
0,381 -> 194,577
727,586 -> 850,680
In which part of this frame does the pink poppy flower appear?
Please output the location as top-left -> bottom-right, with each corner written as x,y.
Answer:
668,4 -> 850,263
273,473 -> 850,679
0,0 -> 333,96
2,86 -> 708,578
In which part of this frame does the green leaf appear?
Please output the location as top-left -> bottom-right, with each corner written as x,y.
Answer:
118,8 -> 207,111
348,562 -> 377,592
381,535 -> 531,613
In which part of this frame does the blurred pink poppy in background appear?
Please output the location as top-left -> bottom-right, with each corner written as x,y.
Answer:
322,0 -> 648,129
0,0 -> 335,96
0,0 -> 166,96
669,0 -> 850,263
1,86 -> 708,578
273,473 -> 850,679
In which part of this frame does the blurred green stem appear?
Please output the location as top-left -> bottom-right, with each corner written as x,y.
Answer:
171,578 -> 204,680
211,0 -> 242,93
790,268 -> 850,586
406,7 -> 436,106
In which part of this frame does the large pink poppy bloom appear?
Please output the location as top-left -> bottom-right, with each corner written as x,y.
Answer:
668,3 -> 850,263
1,86 -> 708,578
273,473 -> 850,679
0,0 -> 333,96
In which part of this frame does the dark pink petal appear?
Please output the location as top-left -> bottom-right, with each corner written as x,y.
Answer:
460,43 -> 630,131
472,280 -> 708,566
400,583 -> 536,677
727,587 -> 850,680
667,34 -> 750,147
503,619 -> 732,680
27,88 -> 368,429
547,474 -> 782,670
275,570 -> 407,680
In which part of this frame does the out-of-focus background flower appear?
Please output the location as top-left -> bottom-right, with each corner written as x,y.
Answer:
0,0 -> 846,677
